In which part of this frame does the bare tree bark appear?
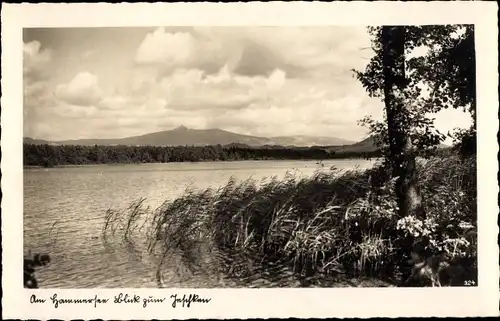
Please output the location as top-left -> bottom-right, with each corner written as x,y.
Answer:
381,26 -> 426,221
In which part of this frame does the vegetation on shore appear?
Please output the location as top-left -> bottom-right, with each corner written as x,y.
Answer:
350,24 -> 476,285
103,154 -> 476,286
23,142 -> 456,168
24,253 -> 51,288
23,143 -> 383,167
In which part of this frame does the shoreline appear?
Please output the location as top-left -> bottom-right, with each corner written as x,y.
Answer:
23,157 -> 381,169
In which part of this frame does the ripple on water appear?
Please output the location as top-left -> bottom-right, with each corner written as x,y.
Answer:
24,160 -> 377,288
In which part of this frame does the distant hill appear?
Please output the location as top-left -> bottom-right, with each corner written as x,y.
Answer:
323,136 -> 378,153
270,135 -> 354,147
54,126 -> 272,147
23,137 -> 56,145
323,136 -> 449,154
24,126 -> 354,148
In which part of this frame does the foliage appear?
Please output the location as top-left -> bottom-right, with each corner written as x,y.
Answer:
353,25 -> 476,160
396,156 -> 476,258
23,143 -> 382,167
405,25 -> 476,118
24,252 -> 51,288
104,155 -> 476,286
450,127 -> 476,157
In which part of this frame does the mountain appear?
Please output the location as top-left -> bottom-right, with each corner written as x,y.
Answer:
323,136 -> 450,154
270,135 -> 354,147
23,137 -> 56,145
55,126 -> 272,147
336,136 -> 378,152
24,126 -> 354,148
320,136 -> 378,153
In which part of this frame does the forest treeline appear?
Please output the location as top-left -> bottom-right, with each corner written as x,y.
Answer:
23,143 -> 385,167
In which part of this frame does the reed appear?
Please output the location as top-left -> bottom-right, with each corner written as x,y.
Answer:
104,155 -> 477,286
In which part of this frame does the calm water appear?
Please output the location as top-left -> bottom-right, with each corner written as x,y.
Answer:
24,159 -> 377,288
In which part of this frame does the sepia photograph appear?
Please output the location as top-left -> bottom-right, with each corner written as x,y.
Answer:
23,25 -> 478,289
2,1 -> 498,319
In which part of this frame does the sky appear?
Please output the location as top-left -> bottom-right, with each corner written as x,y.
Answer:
23,27 -> 473,143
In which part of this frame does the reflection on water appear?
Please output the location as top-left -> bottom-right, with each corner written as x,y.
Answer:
24,160 -> 378,288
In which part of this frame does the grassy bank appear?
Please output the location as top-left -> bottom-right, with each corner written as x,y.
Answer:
104,155 -> 476,287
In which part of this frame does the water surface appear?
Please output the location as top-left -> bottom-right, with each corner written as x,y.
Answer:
24,159 -> 377,288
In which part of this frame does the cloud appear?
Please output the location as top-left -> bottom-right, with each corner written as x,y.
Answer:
55,72 -> 104,106
24,41 -> 52,81
135,29 -> 195,65
23,41 -> 56,138
132,26 -> 373,89
24,81 -> 55,121
70,58 -> 377,140
134,26 -> 364,78
26,27 -> 380,141
24,81 -> 51,105
28,26 -> 472,143
264,27 -> 370,70
53,104 -> 100,119
192,26 -> 372,78
122,61 -> 381,139
98,96 -> 129,110
266,69 -> 286,92
81,49 -> 100,61
204,88 -> 383,139
24,122 -> 55,140
159,66 -> 286,111
135,28 -> 243,74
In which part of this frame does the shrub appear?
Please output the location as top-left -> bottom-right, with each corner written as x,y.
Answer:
24,252 -> 51,288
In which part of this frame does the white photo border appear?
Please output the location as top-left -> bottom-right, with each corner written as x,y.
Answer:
1,1 -> 499,319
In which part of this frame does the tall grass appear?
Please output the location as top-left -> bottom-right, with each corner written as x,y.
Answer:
104,155 -> 476,286
103,197 -> 151,241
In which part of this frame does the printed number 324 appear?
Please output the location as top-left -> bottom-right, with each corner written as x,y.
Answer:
464,280 -> 476,286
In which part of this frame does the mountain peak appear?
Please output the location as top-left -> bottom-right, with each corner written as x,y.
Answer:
24,127 -> 357,148
173,125 -> 188,131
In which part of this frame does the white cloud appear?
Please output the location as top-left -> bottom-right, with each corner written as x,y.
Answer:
23,41 -> 55,127
24,81 -> 51,106
158,66 -> 287,111
191,26 -> 371,78
204,86 -> 383,139
244,27 -> 370,70
98,96 -> 129,110
135,29 -> 196,65
129,26 -> 374,132
53,104 -> 100,119
266,69 -> 286,92
55,72 -> 104,106
135,28 -> 243,73
23,41 -> 52,80
70,60 -> 378,140
81,49 -> 99,61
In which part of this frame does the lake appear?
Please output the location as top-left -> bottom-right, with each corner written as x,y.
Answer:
24,159 -> 377,288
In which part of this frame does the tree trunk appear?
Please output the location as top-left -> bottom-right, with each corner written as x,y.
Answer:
381,26 -> 425,221
381,26 -> 427,285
